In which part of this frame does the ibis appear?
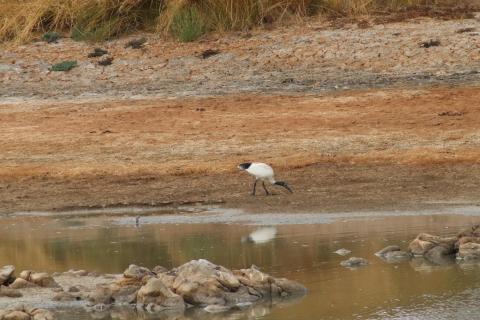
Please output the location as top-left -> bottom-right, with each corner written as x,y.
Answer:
238,162 -> 293,195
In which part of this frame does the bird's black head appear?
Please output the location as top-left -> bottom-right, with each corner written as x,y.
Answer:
238,162 -> 252,170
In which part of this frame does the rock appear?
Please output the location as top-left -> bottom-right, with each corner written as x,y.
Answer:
172,259 -> 238,305
458,242 -> 480,261
52,292 -> 77,302
0,265 -> 15,286
156,272 -> 176,288
274,278 -> 308,296
152,266 -> 168,274
9,279 -> 36,289
425,245 -> 454,262
408,233 -> 455,257
3,311 -> 30,320
110,284 -> 139,304
457,225 -> 480,238
136,278 -> 185,310
123,265 -> 154,280
18,271 -> 32,281
71,270 -> 88,277
383,250 -> 412,262
29,273 -> 59,288
0,287 -> 22,298
340,257 -> 369,268
375,245 -> 401,256
334,248 -> 351,256
67,286 -> 80,293
375,245 -> 411,262
204,305 -> 231,313
30,309 -> 55,320
88,286 -> 114,305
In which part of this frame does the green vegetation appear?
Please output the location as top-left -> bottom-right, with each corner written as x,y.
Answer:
170,6 -> 205,42
42,31 -> 61,43
49,60 -> 78,72
0,0 -> 473,43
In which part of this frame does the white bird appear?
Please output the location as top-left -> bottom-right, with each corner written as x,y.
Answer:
238,162 -> 293,195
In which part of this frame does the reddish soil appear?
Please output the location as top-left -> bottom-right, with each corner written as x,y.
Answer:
1,86 -> 480,214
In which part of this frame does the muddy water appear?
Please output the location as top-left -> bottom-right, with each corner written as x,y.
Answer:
1,210 -> 480,319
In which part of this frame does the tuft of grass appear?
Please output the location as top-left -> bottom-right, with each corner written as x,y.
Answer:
170,6 -> 205,42
42,31 -> 61,43
49,60 -> 77,72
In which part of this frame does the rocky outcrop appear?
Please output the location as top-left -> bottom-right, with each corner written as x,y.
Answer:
0,304 -> 56,320
84,260 -> 306,311
0,260 -> 305,317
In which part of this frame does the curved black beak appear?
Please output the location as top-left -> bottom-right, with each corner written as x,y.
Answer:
275,181 -> 293,193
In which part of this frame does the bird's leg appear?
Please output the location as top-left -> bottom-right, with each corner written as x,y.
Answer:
262,181 -> 270,196
251,179 -> 258,196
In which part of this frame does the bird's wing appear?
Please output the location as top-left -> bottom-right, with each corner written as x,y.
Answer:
248,163 -> 274,178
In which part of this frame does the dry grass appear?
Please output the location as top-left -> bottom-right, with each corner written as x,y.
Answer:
0,0 -> 475,42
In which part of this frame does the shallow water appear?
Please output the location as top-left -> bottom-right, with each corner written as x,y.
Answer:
1,209 -> 480,319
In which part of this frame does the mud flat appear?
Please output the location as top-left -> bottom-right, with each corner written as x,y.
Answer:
1,86 -> 480,214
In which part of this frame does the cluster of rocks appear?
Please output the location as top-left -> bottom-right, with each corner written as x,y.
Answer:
0,260 -> 306,317
0,305 -> 55,320
409,224 -> 480,262
86,259 -> 306,312
0,266 -> 59,295
338,224 -> 480,268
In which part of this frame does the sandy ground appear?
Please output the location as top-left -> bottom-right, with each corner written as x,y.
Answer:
1,86 -> 480,214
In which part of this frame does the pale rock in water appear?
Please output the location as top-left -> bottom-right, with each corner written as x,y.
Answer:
334,248 -> 351,256
340,257 -> 369,268
0,266 -> 15,286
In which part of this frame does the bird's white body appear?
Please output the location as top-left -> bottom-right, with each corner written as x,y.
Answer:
244,162 -> 275,183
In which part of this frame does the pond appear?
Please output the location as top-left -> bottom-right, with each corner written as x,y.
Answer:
1,208 -> 480,319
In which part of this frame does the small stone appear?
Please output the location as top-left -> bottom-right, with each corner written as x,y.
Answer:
375,245 -> 401,257
152,266 -> 168,274
340,257 -> 369,268
3,311 -> 30,320
88,286 -> 113,305
334,248 -> 351,256
52,292 -> 76,301
0,265 -> 15,285
18,271 -> 32,281
31,309 -> 55,320
9,278 -> 36,289
0,287 -> 22,298
204,305 -> 231,313
29,273 -> 59,288
123,265 -> 154,280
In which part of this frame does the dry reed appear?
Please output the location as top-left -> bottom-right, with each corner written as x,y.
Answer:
0,0 -> 473,43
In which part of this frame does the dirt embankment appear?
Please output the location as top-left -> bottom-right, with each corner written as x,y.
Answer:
1,86 -> 480,214
1,15 -> 480,213
1,16 -> 480,102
